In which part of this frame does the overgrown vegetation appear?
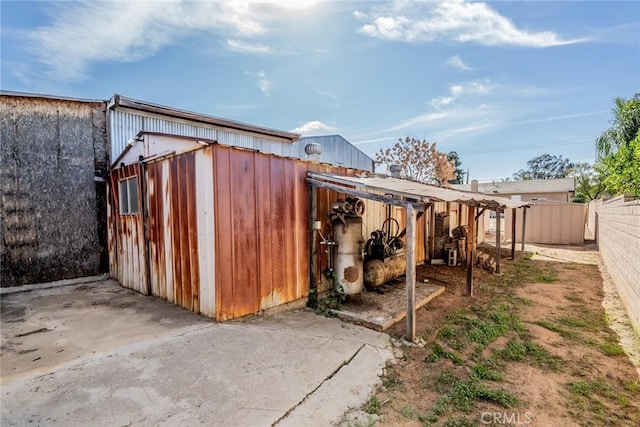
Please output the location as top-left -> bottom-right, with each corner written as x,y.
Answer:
365,253 -> 639,426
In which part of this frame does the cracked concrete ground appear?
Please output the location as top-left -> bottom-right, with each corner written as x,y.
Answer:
1,279 -> 393,426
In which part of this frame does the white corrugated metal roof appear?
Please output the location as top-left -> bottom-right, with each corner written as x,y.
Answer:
452,178 -> 575,194
308,173 -> 529,210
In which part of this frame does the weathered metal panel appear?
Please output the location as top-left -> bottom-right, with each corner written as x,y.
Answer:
109,110 -> 374,171
295,135 -> 375,172
168,153 -> 200,311
195,149 -> 216,317
161,161 -> 174,303
109,164 -> 148,294
213,146 -> 314,320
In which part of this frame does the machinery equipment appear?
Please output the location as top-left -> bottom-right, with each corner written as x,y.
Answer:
363,218 -> 406,288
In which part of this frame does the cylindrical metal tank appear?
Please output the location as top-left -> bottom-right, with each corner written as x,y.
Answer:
332,217 -> 364,295
364,253 -> 406,288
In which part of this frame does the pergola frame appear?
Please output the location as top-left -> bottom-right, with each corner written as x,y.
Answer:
306,172 -> 529,341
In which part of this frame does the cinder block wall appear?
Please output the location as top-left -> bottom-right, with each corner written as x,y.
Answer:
595,196 -> 640,331
0,95 -> 109,286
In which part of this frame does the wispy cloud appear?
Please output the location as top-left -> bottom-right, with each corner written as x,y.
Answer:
355,0 -> 587,48
25,1 -> 272,81
253,71 -> 273,97
225,39 -> 273,54
290,120 -> 337,135
430,79 -> 496,108
314,87 -> 339,99
447,55 -> 472,71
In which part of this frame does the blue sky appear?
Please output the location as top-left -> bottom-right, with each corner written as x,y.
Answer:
2,0 -> 639,181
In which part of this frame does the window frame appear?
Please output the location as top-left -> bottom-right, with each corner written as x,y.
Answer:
118,176 -> 140,215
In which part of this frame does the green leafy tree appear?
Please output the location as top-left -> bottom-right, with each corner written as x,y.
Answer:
596,94 -> 640,197
596,93 -> 640,158
375,137 -> 455,185
567,162 -> 606,202
512,154 -> 574,180
447,151 -> 465,184
600,136 -> 640,196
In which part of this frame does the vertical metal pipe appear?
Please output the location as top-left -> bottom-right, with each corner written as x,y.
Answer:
307,184 -> 318,309
406,204 -> 416,342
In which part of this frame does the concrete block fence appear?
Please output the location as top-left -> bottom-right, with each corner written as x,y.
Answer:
590,195 -> 640,331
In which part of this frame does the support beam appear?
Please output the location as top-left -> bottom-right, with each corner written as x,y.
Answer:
406,204 -> 417,342
466,205 -> 476,296
307,184 -> 318,309
495,209 -> 501,274
429,203 -> 436,261
510,208 -> 516,260
521,207 -> 527,251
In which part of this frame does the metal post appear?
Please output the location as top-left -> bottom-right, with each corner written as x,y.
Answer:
406,204 -> 417,342
495,208 -> 501,274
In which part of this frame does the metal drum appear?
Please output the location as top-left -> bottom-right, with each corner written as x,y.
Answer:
332,216 -> 364,294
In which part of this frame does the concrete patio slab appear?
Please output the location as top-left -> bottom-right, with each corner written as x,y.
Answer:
1,280 -> 393,426
330,281 -> 445,331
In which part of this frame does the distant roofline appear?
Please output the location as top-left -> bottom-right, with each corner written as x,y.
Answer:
299,134 -> 375,163
0,90 -> 105,104
108,94 -> 300,143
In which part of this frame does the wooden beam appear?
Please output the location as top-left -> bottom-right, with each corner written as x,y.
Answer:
406,203 -> 417,342
306,178 -> 425,210
510,208 -> 516,260
398,211 -> 424,239
521,206 -> 527,251
307,184 -> 318,309
495,208 -> 501,274
429,203 -> 436,261
466,205 -> 476,296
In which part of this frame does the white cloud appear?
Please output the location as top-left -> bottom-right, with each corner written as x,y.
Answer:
430,79 -> 496,109
253,71 -> 273,97
26,1 -> 270,81
380,112 -> 449,134
225,39 -> 273,54
357,0 -> 587,48
289,120 -> 337,135
446,55 -> 472,70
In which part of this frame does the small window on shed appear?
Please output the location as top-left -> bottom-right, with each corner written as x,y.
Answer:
119,177 -> 139,215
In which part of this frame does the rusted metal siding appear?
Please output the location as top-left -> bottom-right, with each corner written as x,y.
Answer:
213,146 -> 318,320
109,164 -> 148,294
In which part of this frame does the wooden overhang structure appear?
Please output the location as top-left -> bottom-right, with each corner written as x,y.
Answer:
306,172 -> 530,341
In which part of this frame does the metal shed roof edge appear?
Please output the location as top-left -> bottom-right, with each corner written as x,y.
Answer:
108,94 -> 300,142
0,90 -> 105,104
307,172 -> 531,210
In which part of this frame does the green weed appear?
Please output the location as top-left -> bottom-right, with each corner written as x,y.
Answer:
363,396 -> 381,415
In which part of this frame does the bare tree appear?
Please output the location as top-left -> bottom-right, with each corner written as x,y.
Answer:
375,137 -> 455,185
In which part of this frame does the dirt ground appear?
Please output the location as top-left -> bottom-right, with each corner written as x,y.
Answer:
367,241 -> 640,426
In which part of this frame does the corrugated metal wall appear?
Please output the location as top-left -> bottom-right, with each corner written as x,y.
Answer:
109,109 -> 374,171
108,164 -> 148,294
108,140 -> 491,320
506,201 -> 586,245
